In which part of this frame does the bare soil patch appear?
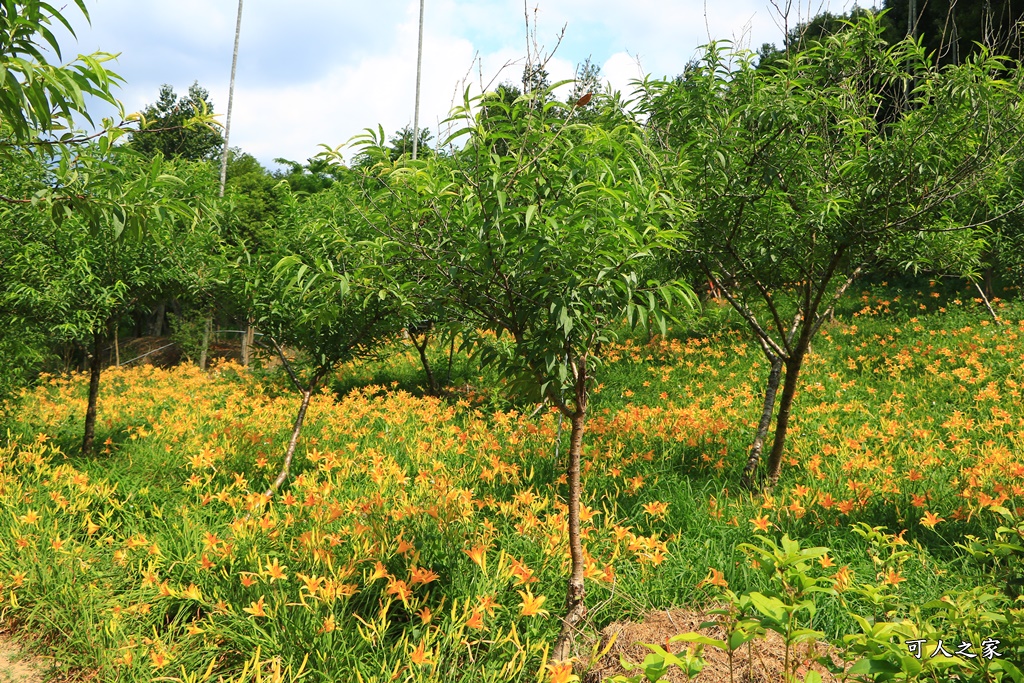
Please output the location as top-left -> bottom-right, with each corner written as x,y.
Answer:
583,606 -> 846,683
0,632 -> 47,683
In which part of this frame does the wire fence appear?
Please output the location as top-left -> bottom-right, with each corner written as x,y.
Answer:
103,328 -> 265,368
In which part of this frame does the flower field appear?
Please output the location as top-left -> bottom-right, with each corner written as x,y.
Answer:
1,285 -> 1023,682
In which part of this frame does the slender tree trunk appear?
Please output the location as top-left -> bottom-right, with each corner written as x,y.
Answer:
974,281 -> 1001,325
114,325 -> 120,367
553,400 -> 588,661
149,301 -> 166,337
764,351 -> 807,487
199,316 -> 212,370
82,330 -> 103,455
741,354 -> 783,489
446,334 -> 456,385
241,321 -> 251,366
411,329 -> 436,395
265,384 -> 314,496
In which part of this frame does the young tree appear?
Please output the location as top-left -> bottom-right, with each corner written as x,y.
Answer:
233,180 -> 411,495
640,13 -> 1023,488
2,148 -> 210,453
0,1 -> 222,419
354,85 -> 691,660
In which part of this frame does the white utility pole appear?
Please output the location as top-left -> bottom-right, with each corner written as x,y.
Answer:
413,0 -> 425,160
219,0 -> 244,196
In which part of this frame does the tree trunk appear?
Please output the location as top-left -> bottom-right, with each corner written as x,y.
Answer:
149,301 -> 166,337
446,334 -> 456,385
265,384 -> 314,496
411,329 -> 436,395
974,281 -> 1001,325
241,322 -> 251,366
82,330 -> 103,455
113,325 -> 120,367
553,403 -> 588,662
199,316 -> 212,370
741,354 -> 783,489
764,352 -> 806,487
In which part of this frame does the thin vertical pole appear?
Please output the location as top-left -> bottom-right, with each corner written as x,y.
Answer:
905,0 -> 916,110
412,0 -> 425,160
219,0 -> 244,197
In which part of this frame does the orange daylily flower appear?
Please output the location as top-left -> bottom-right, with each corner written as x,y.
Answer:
409,640 -> 432,666
386,578 -> 411,602
642,500 -> 670,518
547,661 -> 579,683
750,515 -> 772,532
409,566 -> 439,586
298,573 -> 325,594
263,557 -> 288,582
243,596 -> 267,618
833,566 -> 852,593
518,589 -> 548,617
367,561 -> 390,583
465,545 -> 488,572
465,609 -> 484,629
477,593 -> 500,614
921,510 -> 944,528
883,570 -> 906,586
698,567 -> 729,589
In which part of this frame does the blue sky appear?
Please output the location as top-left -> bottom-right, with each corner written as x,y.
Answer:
59,0 -> 862,169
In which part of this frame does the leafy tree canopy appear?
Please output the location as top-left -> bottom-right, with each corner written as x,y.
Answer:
127,82 -> 224,161
272,157 -> 349,194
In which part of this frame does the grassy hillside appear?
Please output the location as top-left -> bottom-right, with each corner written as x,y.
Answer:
1,282 -> 1022,682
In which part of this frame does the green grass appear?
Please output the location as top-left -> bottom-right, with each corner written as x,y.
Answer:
0,281 -> 1022,681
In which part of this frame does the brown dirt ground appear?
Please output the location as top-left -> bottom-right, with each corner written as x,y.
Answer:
581,606 -> 848,683
0,633 -> 46,683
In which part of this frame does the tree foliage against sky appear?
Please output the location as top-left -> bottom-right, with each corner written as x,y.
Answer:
127,82 -> 224,162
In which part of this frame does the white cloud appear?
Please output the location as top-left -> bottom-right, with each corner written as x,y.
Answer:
52,0 -> 876,166
602,51 -> 646,97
